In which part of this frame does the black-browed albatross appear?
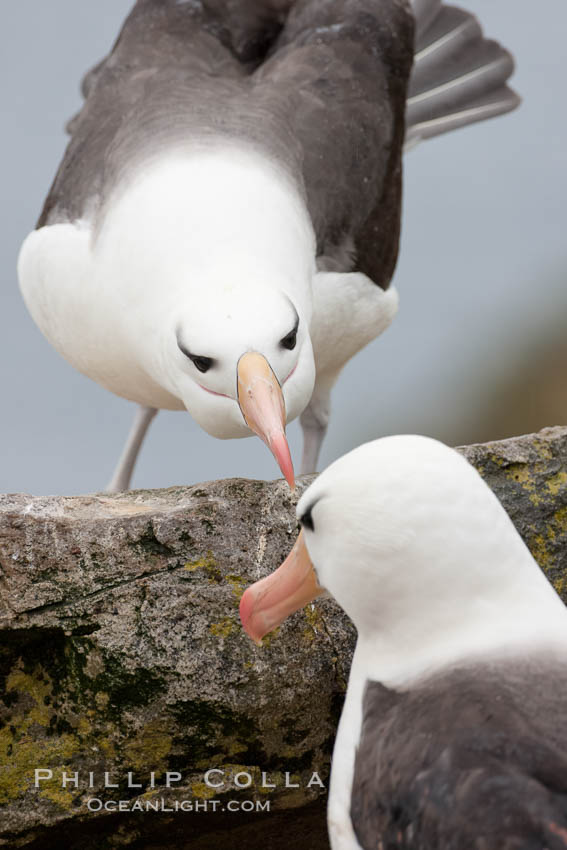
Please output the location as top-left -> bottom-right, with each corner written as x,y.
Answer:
240,436 -> 567,850
18,0 -> 519,491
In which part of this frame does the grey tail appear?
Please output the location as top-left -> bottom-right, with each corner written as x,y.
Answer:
405,0 -> 521,148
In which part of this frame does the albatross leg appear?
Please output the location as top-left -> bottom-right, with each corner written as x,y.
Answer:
106,405 -> 158,493
300,386 -> 331,475
301,270 -> 399,475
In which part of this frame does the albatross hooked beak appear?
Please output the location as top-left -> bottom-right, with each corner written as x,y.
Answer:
237,351 -> 295,489
239,531 -> 323,644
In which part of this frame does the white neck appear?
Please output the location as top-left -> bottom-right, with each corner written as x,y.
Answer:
359,553 -> 567,691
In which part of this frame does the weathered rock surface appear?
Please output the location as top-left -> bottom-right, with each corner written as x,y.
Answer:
1,426 -> 567,849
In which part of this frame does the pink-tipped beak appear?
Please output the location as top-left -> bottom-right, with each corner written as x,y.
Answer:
239,531 -> 323,644
237,352 -> 295,489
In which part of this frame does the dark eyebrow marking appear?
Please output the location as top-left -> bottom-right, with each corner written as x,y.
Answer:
176,331 -> 216,373
299,496 -> 322,532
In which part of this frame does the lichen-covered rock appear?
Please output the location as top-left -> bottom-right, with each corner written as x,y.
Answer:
460,426 -> 567,600
0,478 -> 349,849
1,426 -> 567,849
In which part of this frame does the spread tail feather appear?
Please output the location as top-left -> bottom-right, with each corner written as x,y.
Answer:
406,2 -> 520,147
412,0 -> 443,39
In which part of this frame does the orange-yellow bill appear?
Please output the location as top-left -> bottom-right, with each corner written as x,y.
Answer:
237,351 -> 294,489
239,531 -> 323,644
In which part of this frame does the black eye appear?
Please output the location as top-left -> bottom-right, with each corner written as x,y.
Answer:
300,505 -> 315,532
178,340 -> 214,373
280,325 -> 298,351
190,355 -> 213,374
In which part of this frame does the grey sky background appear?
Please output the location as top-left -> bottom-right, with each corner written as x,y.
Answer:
2,1 -> 566,496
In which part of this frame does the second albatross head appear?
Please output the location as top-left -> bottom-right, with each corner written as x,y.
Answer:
240,435 -> 567,672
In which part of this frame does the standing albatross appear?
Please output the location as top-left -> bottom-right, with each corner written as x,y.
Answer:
240,436 -> 567,850
18,0 -> 519,491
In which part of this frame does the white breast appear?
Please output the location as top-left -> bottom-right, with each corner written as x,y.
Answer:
328,642 -> 367,850
18,219 -> 179,408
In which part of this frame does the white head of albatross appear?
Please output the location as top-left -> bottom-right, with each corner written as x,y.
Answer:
163,277 -> 315,489
240,434 -> 567,670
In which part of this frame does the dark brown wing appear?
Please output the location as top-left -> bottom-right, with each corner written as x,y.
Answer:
255,0 -> 414,285
38,0 -> 293,227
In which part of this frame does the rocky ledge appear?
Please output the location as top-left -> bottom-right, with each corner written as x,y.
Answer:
1,427 -> 567,849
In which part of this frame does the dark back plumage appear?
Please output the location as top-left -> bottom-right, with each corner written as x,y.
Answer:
351,659 -> 567,850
